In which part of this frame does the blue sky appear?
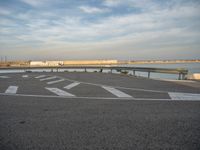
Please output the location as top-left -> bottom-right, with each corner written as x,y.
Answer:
0,0 -> 200,60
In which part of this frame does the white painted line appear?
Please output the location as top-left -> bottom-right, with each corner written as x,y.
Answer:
153,78 -> 196,83
35,75 -> 46,79
102,86 -> 132,98
40,76 -> 57,81
1,91 -> 200,101
56,75 -> 166,93
64,82 -> 80,89
22,75 -> 28,78
168,92 -> 200,100
0,92 -> 132,100
3,92 -> 200,101
47,79 -> 65,85
5,86 -> 18,94
0,76 -> 10,79
45,87 -> 75,97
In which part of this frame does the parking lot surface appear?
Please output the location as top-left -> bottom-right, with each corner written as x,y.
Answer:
0,72 -> 200,149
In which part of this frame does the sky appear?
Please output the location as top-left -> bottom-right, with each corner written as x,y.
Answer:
0,0 -> 200,61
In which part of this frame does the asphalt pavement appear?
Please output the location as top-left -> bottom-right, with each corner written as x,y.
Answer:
0,72 -> 200,150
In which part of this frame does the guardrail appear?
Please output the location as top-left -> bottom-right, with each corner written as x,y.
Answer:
0,66 -> 188,80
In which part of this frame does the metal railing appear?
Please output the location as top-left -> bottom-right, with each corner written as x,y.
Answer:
0,66 -> 188,80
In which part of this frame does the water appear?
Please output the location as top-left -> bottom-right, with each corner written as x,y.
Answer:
119,63 -> 200,80
122,63 -> 200,74
0,63 -> 199,80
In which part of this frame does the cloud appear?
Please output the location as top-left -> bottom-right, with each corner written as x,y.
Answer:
0,7 -> 12,16
0,0 -> 200,60
79,6 -> 109,13
103,0 -> 122,7
2,1 -> 200,44
3,0 -> 200,43
103,0 -> 150,8
20,0 -> 45,7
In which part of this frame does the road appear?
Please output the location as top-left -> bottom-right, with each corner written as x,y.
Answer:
0,72 -> 200,150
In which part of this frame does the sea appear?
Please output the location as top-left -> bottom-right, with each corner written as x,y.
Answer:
0,62 -> 199,80
120,63 -> 200,80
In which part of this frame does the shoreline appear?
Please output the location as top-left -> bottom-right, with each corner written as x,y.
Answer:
127,61 -> 200,65
0,60 -> 200,67
0,62 -> 200,68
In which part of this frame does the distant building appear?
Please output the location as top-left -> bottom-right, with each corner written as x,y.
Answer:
30,60 -> 118,66
63,60 -> 118,65
30,61 -> 47,66
46,61 -> 64,66
30,61 -> 64,66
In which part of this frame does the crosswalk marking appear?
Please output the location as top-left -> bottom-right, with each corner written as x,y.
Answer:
0,76 -> 10,79
64,82 -> 80,90
40,76 -> 57,81
35,75 -> 46,79
168,92 -> 200,100
47,79 -> 65,85
102,86 -> 132,98
22,75 -> 28,78
45,87 -> 75,97
5,86 -> 18,94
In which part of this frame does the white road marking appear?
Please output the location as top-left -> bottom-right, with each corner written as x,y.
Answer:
153,78 -> 196,83
56,75 -> 166,93
64,82 -> 80,89
168,92 -> 200,100
5,86 -> 18,94
22,75 -> 28,78
47,79 -> 65,85
40,76 -> 57,81
102,86 -> 132,98
45,87 -> 75,97
35,75 -> 46,79
0,92 -> 132,100
2,92 -> 200,101
0,76 -> 10,78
